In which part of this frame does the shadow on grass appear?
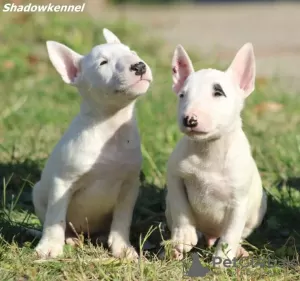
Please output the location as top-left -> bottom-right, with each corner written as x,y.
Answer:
0,159 -> 43,246
131,177 -> 300,259
0,159 -> 42,212
1,165 -> 300,259
279,177 -> 300,191
0,167 -> 167,252
131,172 -> 167,251
241,181 -> 300,258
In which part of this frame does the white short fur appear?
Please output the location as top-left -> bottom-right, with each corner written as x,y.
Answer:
32,28 -> 152,259
165,43 -> 267,265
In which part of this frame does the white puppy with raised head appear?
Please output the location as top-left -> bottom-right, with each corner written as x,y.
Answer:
32,29 -> 152,259
165,43 -> 267,264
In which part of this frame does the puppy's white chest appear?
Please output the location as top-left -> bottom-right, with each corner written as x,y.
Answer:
179,154 -> 232,209
176,154 -> 232,236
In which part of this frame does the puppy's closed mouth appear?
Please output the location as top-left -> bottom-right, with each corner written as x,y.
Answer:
184,128 -> 209,136
131,77 -> 152,86
115,78 -> 151,94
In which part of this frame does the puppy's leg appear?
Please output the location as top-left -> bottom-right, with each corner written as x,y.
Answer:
166,174 -> 198,260
35,178 -> 73,259
32,181 -> 47,222
213,198 -> 248,265
243,191 -> 267,239
108,177 -> 139,260
236,191 -> 267,259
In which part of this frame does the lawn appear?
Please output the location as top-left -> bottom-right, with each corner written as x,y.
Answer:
0,11 -> 300,281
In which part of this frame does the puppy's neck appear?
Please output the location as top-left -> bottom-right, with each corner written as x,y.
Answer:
79,97 -> 137,126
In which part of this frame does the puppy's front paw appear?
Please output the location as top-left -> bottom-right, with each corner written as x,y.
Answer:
35,240 -> 64,259
65,237 -> 82,247
236,246 -> 249,258
108,234 -> 138,260
171,225 -> 198,255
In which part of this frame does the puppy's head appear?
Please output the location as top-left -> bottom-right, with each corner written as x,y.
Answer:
46,28 -> 152,106
171,43 -> 256,141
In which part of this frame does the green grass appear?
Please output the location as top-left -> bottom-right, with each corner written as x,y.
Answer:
0,11 -> 300,281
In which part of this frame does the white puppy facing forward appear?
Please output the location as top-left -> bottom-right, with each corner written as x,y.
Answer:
32,29 -> 152,259
165,43 -> 267,265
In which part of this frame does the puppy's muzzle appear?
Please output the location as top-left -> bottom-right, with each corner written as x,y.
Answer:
130,62 -> 146,76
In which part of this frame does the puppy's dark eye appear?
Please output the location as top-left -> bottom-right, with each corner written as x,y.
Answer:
214,91 -> 225,97
213,83 -> 226,97
100,60 -> 108,66
179,93 -> 184,98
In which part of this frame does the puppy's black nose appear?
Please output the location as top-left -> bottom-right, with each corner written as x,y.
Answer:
130,61 -> 146,76
183,115 -> 198,128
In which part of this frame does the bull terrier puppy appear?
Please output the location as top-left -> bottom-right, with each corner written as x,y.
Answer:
32,29 -> 152,259
165,43 -> 267,265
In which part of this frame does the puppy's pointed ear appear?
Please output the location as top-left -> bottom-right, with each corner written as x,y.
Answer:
172,45 -> 194,94
227,43 -> 256,97
103,28 -> 121,44
46,41 -> 82,85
